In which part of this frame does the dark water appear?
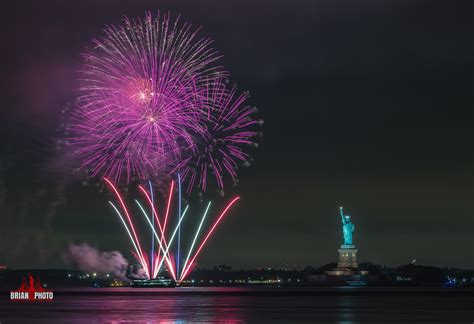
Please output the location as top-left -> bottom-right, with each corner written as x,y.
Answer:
1,287 -> 473,323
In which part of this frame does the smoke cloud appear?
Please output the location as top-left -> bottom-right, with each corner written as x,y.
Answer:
129,268 -> 148,279
65,243 -> 129,279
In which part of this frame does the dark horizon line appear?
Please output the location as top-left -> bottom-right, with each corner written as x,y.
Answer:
3,264 -> 474,272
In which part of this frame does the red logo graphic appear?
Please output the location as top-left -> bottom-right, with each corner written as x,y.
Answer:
10,273 -> 54,302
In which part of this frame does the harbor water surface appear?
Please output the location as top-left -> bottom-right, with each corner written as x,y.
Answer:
1,287 -> 473,323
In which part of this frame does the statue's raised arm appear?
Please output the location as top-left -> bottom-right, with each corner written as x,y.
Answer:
339,206 -> 345,224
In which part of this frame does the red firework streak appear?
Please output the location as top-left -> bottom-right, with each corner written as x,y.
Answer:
179,197 -> 240,282
138,182 -> 176,279
104,178 -> 151,278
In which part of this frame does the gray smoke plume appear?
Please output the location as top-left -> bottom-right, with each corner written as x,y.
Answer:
65,243 -> 129,279
129,268 -> 148,279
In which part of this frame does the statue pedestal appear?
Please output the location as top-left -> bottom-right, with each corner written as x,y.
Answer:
325,244 -> 358,276
337,244 -> 358,268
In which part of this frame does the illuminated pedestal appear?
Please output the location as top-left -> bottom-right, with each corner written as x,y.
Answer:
337,244 -> 358,268
325,244 -> 358,276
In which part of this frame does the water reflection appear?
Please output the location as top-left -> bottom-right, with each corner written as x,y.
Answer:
0,287 -> 472,323
336,296 -> 355,324
86,291 -> 247,323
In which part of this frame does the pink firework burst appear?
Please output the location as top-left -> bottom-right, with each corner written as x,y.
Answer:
69,12 -> 225,184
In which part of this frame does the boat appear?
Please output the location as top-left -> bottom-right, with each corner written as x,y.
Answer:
131,277 -> 176,288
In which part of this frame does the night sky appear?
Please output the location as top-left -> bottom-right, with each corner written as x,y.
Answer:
1,0 -> 472,269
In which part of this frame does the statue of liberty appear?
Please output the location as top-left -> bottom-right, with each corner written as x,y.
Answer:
339,206 -> 355,245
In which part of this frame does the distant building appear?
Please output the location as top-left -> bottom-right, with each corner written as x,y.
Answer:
214,265 -> 232,272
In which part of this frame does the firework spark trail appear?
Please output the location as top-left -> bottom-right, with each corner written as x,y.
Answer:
154,204 -> 190,275
105,177 -> 241,281
138,182 -> 176,278
148,180 -> 155,277
158,180 -> 175,277
108,201 -> 145,271
135,200 -> 176,280
137,187 -> 174,278
179,196 -> 240,282
140,183 -> 163,279
177,173 -> 182,278
163,181 -> 174,244
104,178 -> 150,278
140,185 -> 165,279
181,201 -> 212,279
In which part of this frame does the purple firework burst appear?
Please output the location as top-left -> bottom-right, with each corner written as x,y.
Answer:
174,78 -> 262,194
69,12 -> 262,193
69,12 -> 225,184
